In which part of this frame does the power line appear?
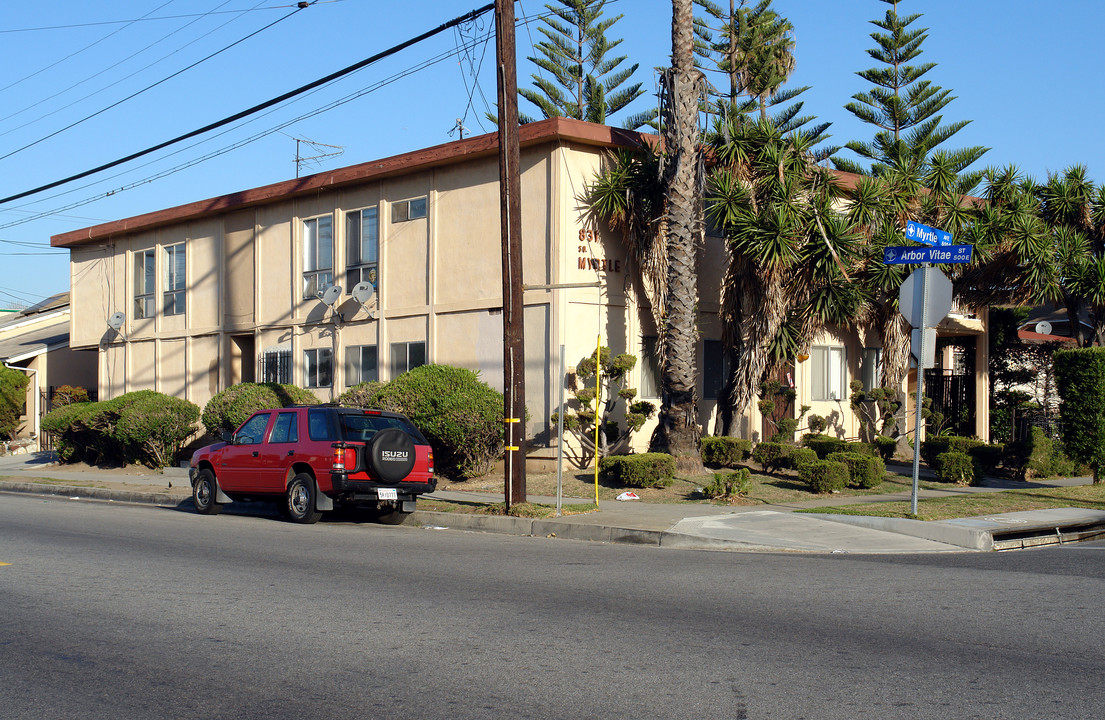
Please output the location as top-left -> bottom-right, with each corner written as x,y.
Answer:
0,17 -> 497,228
0,2 -> 344,34
0,2 -> 497,207
0,1 -> 313,163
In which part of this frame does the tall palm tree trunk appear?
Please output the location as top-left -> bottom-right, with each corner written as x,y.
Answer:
653,0 -> 704,470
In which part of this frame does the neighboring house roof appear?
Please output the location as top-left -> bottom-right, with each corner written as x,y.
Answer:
0,319 -> 69,363
1016,328 -> 1078,345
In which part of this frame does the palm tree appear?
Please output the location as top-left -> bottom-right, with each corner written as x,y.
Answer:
652,0 -> 706,469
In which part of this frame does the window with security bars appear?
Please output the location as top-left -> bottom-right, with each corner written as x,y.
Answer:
259,350 -> 291,384
134,248 -> 155,319
163,243 -> 185,316
345,207 -> 378,294
302,215 -> 333,299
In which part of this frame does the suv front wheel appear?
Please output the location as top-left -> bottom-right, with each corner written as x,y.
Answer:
285,473 -> 323,524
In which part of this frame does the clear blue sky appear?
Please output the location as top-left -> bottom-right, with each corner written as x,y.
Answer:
1,0 -> 1102,308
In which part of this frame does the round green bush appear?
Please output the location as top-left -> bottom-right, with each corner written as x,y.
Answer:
752,441 -> 791,473
935,450 -> 976,485
599,453 -> 676,488
968,443 -> 1004,472
874,436 -> 898,461
826,451 -> 885,489
844,441 -> 877,457
700,436 -> 752,467
201,383 -> 318,436
787,447 -> 818,471
798,460 -> 849,494
346,365 -> 505,479
802,433 -> 846,459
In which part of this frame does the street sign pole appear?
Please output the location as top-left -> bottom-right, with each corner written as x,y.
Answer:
910,266 -> 928,516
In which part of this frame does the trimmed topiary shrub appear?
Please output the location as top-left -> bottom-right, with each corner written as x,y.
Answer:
804,434 -> 846,459
0,364 -> 29,440
752,441 -> 791,473
346,365 -> 506,479
874,435 -> 898,461
1054,346 -> 1105,482
600,453 -> 676,488
787,447 -> 818,471
700,436 -> 752,467
701,468 -> 752,500
1024,426 -> 1081,479
844,441 -> 877,457
42,390 -> 200,468
827,451 -> 885,489
935,450 -> 976,485
922,436 -> 986,466
798,459 -> 849,494
202,383 -> 318,436
968,443 -> 1004,473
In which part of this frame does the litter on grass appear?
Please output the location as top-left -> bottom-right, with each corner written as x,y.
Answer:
615,491 -> 640,501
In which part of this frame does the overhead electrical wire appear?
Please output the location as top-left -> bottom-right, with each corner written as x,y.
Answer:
0,2 -> 346,33
0,2 -> 497,207
0,0 -> 316,164
0,0 -> 257,132
0,18 -> 497,229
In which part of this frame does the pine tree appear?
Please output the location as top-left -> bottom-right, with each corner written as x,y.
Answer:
521,0 -> 655,129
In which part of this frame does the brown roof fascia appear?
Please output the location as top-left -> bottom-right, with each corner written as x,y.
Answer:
51,117 -> 646,248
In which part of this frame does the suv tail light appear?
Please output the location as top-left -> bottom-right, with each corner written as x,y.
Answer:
427,450 -> 434,474
332,445 -> 356,472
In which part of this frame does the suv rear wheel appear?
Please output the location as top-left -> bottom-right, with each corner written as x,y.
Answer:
285,473 -> 323,524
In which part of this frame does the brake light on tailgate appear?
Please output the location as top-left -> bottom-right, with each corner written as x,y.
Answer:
331,444 -> 357,473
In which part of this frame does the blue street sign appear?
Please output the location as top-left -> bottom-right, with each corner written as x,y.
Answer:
905,220 -> 953,247
883,245 -> 973,264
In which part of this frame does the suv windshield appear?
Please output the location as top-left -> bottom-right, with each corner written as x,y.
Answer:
338,413 -> 427,444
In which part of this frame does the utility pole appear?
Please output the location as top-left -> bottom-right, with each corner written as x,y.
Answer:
495,0 -> 527,507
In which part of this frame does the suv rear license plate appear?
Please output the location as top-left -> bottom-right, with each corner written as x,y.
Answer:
378,488 -> 398,501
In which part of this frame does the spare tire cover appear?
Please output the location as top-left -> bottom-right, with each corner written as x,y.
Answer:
369,428 -> 416,483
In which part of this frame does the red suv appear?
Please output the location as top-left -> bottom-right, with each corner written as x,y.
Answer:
188,406 -> 435,524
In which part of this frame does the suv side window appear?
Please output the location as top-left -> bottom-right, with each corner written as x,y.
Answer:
270,412 -> 299,444
235,413 -> 271,445
308,408 -> 337,441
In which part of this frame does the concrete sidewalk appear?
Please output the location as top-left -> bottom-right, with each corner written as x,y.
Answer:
2,452 -> 1103,553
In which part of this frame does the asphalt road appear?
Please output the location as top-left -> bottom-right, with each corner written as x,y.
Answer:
2,494 -> 1104,719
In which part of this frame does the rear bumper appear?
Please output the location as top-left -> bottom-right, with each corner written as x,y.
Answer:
327,473 -> 437,498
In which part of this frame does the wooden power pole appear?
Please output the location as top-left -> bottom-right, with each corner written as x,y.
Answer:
495,0 -> 527,506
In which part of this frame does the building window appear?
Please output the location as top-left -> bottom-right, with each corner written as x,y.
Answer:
260,349 -> 291,384
703,339 -> 729,399
163,243 -> 185,316
391,196 -> 427,223
346,345 -> 378,386
345,207 -> 378,293
390,341 -> 425,378
861,347 -> 883,391
134,248 -> 155,319
304,348 -> 333,388
811,346 -> 847,401
639,336 -> 661,398
302,215 -> 333,298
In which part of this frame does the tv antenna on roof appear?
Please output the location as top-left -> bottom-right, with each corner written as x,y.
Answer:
288,134 -> 344,177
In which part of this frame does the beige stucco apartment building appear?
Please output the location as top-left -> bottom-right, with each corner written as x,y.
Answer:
53,117 -> 989,460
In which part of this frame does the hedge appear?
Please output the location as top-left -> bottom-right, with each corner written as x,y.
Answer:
921,436 -> 985,467
201,383 -> 318,436
935,451 -> 976,485
700,436 -> 752,467
599,453 -> 676,488
798,460 -> 849,494
342,365 -> 505,479
787,447 -> 818,471
1054,347 -> 1105,482
752,442 -> 791,473
42,390 -> 200,468
874,436 -> 898,461
0,365 -> 29,440
826,451 -> 885,489
802,433 -> 846,459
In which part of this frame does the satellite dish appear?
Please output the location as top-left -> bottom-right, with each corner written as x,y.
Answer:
319,284 -> 343,307
352,281 -> 375,305
1035,320 -> 1053,336
107,311 -> 125,331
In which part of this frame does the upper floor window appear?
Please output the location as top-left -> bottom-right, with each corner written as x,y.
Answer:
811,346 -> 847,401
304,347 -> 333,388
345,207 -> 378,293
163,243 -> 185,316
134,249 -> 155,319
391,197 -> 427,223
303,215 -> 333,299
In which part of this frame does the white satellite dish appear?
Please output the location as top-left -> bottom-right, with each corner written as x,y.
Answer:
351,281 -> 375,305
1035,320 -> 1053,335
107,311 -> 125,331
319,284 -> 343,307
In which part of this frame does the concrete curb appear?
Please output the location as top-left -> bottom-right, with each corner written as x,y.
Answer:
805,513 -> 993,550
411,510 -> 666,546
0,481 -> 188,508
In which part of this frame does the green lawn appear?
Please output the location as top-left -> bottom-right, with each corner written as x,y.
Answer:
800,483 -> 1105,520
